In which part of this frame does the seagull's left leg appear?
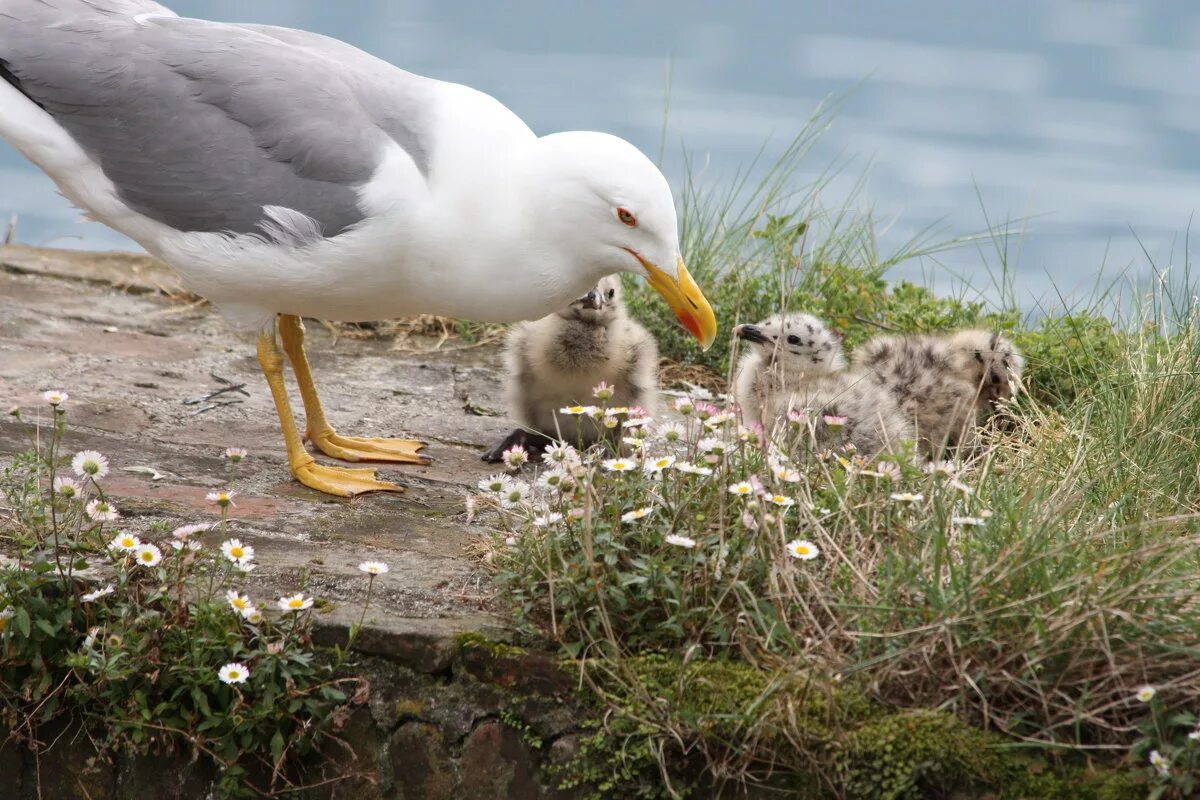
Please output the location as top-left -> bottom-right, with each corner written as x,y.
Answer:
278,314 -> 431,465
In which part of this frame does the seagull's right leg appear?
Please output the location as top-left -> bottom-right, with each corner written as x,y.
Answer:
257,326 -> 402,497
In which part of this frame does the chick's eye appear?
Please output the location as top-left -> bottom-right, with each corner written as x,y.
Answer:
787,335 -> 801,345
617,207 -> 637,227
607,289 -> 615,298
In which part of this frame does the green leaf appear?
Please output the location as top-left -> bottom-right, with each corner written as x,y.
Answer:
35,618 -> 57,637
270,730 -> 285,764
15,608 -> 31,638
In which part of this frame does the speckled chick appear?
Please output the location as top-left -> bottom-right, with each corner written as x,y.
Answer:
482,275 -> 658,461
733,313 -> 913,456
852,329 -> 1023,457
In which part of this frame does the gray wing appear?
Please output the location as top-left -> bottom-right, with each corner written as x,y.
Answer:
0,1 -> 436,239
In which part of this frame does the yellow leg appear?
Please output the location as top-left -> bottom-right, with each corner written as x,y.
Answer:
257,328 -> 403,497
278,315 -> 430,465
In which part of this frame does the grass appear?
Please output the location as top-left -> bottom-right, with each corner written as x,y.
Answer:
477,108 -> 1200,798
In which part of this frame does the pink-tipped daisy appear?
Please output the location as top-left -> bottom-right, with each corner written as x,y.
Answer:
71,450 -> 109,480
52,476 -> 82,499
501,445 -> 529,470
42,390 -> 69,406
85,498 -> 119,523
224,447 -> 249,463
206,489 -> 235,509
358,561 -> 389,575
592,381 -> 614,401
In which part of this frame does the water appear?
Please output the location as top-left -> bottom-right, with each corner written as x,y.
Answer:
2,0 -> 1198,310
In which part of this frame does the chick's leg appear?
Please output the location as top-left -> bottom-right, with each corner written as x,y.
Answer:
257,327 -> 403,496
277,314 -> 430,464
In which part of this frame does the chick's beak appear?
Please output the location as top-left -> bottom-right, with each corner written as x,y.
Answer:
640,254 -> 718,351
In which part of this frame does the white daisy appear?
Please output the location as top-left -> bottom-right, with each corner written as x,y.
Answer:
220,538 -> 255,565
537,469 -> 574,492
727,481 -> 755,497
664,534 -> 696,549
767,494 -> 795,508
643,455 -> 676,474
653,422 -> 686,443
478,474 -> 512,494
558,405 -> 597,416
224,447 -> 248,462
108,532 -> 141,552
172,523 -> 212,540
1135,685 -> 1156,703
532,512 -> 564,528
206,490 -> 235,508
277,593 -> 314,613
501,445 -> 529,470
358,561 -> 389,575
697,437 -> 726,455
786,539 -> 820,561
874,461 -> 902,482
498,480 -> 530,509
703,412 -> 735,429
602,458 -> 636,472
85,499 -> 119,522
1149,750 -> 1170,777
621,416 -> 651,429
889,492 -> 924,504
673,397 -> 695,416
170,540 -> 202,552
952,516 -> 987,527
541,443 -> 580,467
52,476 -> 82,499
241,607 -> 264,624
134,543 -> 163,568
924,460 -> 957,478
673,462 -> 713,477
621,507 -> 654,523
218,662 -> 250,685
80,585 -> 115,603
42,390 -> 69,406
226,590 -> 252,613
71,450 -> 109,480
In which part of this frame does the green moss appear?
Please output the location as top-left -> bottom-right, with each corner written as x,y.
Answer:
453,632 -> 524,658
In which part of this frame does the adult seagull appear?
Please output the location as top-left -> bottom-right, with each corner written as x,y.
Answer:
0,0 -> 717,496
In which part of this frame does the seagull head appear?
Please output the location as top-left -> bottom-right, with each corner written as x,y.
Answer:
530,131 -> 717,350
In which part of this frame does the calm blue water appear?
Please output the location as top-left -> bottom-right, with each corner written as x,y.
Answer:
2,1 -> 1198,310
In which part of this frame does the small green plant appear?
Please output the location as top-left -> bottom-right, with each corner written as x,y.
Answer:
0,395 -> 386,797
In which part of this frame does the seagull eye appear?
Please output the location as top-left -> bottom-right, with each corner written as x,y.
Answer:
617,208 -> 637,227
787,335 -> 801,345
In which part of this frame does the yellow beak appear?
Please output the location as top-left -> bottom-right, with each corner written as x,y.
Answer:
640,254 -> 718,351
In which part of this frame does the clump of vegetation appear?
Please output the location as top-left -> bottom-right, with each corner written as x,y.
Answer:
0,398 -> 386,796
477,110 -> 1200,797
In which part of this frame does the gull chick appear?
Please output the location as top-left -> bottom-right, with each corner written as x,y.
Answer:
483,275 -> 658,462
853,329 -> 1024,456
733,313 -> 912,456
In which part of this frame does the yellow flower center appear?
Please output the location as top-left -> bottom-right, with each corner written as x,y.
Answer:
288,599 -> 303,608
230,547 -> 244,558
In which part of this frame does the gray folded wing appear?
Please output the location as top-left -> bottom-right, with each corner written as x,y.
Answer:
0,1 -> 437,239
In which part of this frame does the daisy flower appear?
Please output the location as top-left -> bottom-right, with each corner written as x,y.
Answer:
673,397 -> 695,416
697,437 -> 725,455
498,481 -> 530,509
566,507 -> 586,521
592,381 -> 614,401
622,416 -> 651,429
541,443 -> 580,467
478,474 -> 512,494
558,405 -> 597,416
786,539 -> 820,561
703,412 -> 735,429
71,451 -> 109,480
952,516 -> 987,528
602,458 -> 636,472
621,437 -> 646,449
822,415 -> 847,431
673,462 -> 713,477
890,492 -> 924,505
224,447 -> 248,462
1136,686 -> 1157,703
501,445 -> 529,470
220,538 -> 255,565
218,663 -> 250,685
643,455 -> 676,474
134,543 -> 163,568
924,460 -> 957,478
621,507 -> 654,523
1149,750 -> 1170,777
787,409 -> 809,427
1187,729 -> 1200,742
767,494 -> 795,508
108,532 -> 140,553
52,476 -> 82,499
602,416 -> 620,430
694,402 -> 717,421
43,390 -> 69,406
532,513 -> 564,528
172,523 -> 212,540
653,422 -> 686,443
741,511 -> 759,530
358,561 -> 389,575
664,534 -> 696,549
206,490 -> 235,509
170,540 -> 202,552
727,481 -> 755,497
537,470 -> 573,492
226,590 -> 252,613
949,479 -> 975,495
277,593 -> 314,613
773,465 -> 801,483
85,499 -> 119,522
242,607 -> 264,624
0,607 -> 12,632
80,585 -> 115,603
874,461 -> 902,482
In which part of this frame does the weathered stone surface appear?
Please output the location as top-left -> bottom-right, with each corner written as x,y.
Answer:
24,722 -> 116,800
461,643 -> 573,697
458,721 -> 541,800
113,748 -> 215,800
390,722 -> 455,800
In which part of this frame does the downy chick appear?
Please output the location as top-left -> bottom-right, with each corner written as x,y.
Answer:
852,329 -> 1023,457
482,275 -> 659,462
733,313 -> 913,456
